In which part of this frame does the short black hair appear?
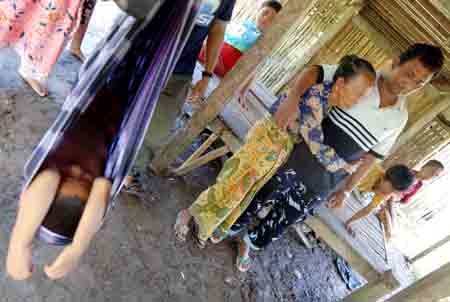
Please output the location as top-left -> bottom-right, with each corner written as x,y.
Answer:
385,164 -> 415,191
261,1 -> 283,12
42,196 -> 86,239
423,159 -> 444,171
399,43 -> 444,73
333,55 -> 376,83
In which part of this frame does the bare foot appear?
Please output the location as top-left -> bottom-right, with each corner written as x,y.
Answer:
174,209 -> 192,242
19,73 -> 48,97
6,243 -> 34,280
70,47 -> 86,62
44,245 -> 83,280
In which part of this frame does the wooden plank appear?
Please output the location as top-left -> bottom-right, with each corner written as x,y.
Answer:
173,132 -> 220,175
150,0 -> 365,175
173,146 -> 229,176
386,262 -> 450,302
305,215 -> 380,283
410,233 -> 450,263
343,270 -> 400,302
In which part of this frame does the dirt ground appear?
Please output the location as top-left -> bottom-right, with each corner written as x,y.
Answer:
0,5 -> 350,301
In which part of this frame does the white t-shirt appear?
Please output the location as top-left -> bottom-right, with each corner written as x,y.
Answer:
319,64 -> 408,158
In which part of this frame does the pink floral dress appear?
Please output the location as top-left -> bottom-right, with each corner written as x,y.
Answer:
0,0 -> 86,82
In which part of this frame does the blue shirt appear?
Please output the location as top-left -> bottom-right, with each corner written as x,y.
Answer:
174,0 -> 236,75
224,20 -> 261,52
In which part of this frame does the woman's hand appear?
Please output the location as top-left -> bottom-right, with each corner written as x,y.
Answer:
327,190 -> 347,208
343,160 -> 361,174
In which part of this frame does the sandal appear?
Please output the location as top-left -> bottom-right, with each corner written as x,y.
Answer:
232,240 -> 252,272
19,71 -> 48,97
192,222 -> 207,249
122,172 -> 145,196
174,209 -> 192,243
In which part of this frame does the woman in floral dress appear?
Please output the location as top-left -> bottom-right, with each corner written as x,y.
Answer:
0,0 -> 96,96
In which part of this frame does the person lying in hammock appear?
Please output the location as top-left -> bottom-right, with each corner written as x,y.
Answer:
6,87 -> 127,280
174,55 -> 377,271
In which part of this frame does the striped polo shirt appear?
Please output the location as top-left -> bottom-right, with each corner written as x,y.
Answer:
319,64 -> 408,159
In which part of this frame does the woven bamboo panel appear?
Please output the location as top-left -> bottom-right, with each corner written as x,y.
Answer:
383,118 -> 450,168
252,0 -> 364,93
277,20 -> 391,94
362,0 -> 450,82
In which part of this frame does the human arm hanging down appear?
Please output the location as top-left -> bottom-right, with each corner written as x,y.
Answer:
273,66 -> 322,130
191,19 -> 228,100
44,178 -> 111,280
344,193 -> 388,236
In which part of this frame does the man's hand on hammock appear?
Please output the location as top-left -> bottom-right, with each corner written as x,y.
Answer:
190,78 -> 209,103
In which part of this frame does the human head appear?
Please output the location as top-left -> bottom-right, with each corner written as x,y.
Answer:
256,1 -> 282,32
40,166 -> 92,244
418,160 -> 444,181
329,55 -> 376,108
377,164 -> 415,194
386,43 -> 444,96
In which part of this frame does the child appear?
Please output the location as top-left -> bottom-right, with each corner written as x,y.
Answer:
6,87 -> 125,280
345,164 -> 415,240
348,160 -> 444,239
174,55 -> 377,271
397,160 -> 444,205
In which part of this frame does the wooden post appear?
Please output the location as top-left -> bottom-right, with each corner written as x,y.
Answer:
343,270 -> 400,302
150,0 -> 366,175
385,262 -> 450,302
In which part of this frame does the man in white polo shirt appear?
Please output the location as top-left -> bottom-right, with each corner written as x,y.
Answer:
274,43 -> 444,208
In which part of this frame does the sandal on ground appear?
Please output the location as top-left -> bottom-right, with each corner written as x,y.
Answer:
19,71 -> 48,97
233,240 -> 251,272
174,209 -> 192,243
122,174 -> 145,196
192,222 -> 207,249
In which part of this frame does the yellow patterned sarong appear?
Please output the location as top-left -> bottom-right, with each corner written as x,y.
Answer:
189,116 -> 294,241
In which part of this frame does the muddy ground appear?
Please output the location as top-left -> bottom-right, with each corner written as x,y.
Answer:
0,4 -> 350,301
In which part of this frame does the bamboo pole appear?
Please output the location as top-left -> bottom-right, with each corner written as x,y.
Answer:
385,262 -> 450,302
151,0 -> 366,174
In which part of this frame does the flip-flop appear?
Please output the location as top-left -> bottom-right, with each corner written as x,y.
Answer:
192,223 -> 207,249
174,209 -> 191,243
232,240 -> 251,272
19,71 -> 48,97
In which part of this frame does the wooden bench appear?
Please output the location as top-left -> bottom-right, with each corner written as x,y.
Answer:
175,80 -> 404,301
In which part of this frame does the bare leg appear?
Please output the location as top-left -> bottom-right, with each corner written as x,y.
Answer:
6,170 -> 60,280
70,24 -> 88,62
70,0 -> 96,62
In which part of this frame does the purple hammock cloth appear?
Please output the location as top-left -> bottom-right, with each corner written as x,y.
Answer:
22,0 -> 201,245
